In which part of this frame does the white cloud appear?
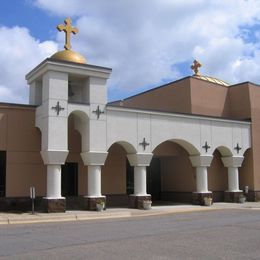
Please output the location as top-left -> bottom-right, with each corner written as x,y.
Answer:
0,26 -> 57,103
3,0 -> 260,103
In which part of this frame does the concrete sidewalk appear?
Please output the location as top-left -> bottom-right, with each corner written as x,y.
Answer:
0,202 -> 260,225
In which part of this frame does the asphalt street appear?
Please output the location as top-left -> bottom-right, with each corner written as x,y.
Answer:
0,208 -> 260,259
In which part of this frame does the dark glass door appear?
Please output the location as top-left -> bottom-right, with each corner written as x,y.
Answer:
0,151 -> 6,197
61,163 -> 78,196
126,159 -> 134,195
147,158 -> 161,200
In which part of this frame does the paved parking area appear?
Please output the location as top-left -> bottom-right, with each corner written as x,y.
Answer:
0,207 -> 260,259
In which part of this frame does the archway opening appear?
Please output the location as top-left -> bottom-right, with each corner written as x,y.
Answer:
63,111 -> 88,209
103,142 -> 136,207
239,148 -> 253,197
208,149 -> 228,202
151,140 -> 196,204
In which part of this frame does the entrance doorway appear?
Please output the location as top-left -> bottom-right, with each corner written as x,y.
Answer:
61,163 -> 78,197
0,151 -> 6,197
147,158 -> 161,200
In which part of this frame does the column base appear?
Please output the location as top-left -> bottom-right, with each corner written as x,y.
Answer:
42,198 -> 66,213
224,191 -> 243,203
82,196 -> 106,211
129,195 -> 151,209
192,192 -> 212,206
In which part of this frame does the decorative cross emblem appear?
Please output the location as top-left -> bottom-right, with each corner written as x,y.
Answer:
139,138 -> 150,151
51,101 -> 64,116
57,17 -> 78,50
191,59 -> 202,76
92,105 -> 105,119
234,143 -> 242,154
202,141 -> 211,153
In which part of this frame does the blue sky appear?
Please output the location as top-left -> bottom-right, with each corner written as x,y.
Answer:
1,0 -> 260,104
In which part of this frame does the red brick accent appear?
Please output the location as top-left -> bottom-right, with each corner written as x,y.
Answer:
82,197 -> 106,211
224,191 -> 243,203
42,198 -> 66,213
129,195 -> 152,209
192,192 -> 213,206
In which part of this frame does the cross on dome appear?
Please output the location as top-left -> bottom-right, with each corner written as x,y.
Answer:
57,17 -> 78,50
191,59 -> 202,76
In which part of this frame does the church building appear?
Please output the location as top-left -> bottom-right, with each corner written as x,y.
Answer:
0,18 -> 258,212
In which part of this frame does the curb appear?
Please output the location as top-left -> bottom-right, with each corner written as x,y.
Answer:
1,203 -> 259,225
0,207 -> 216,225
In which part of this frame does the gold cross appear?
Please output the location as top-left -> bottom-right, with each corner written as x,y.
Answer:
57,17 -> 78,50
191,60 -> 202,76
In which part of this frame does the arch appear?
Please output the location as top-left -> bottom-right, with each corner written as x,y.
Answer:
68,110 -> 89,152
103,141 -> 136,207
150,139 -> 196,203
153,139 -> 200,156
215,146 -> 233,157
107,141 -> 137,154
68,110 -> 89,125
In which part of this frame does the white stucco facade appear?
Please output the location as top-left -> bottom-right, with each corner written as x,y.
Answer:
26,59 -> 251,207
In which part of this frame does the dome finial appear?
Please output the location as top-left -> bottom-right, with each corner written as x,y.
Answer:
51,17 -> 87,64
57,17 -> 78,50
191,59 -> 202,76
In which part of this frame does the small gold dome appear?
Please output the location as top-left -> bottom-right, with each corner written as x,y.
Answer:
51,49 -> 87,64
193,75 -> 230,86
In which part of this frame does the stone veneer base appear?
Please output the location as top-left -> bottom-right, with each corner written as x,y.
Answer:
42,198 -> 66,213
129,195 -> 152,209
83,196 -> 106,211
192,192 -> 213,206
224,191 -> 243,203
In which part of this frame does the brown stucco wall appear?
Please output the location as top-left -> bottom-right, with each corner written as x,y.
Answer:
239,148 -> 254,190
111,78 -> 192,114
160,154 -> 196,192
228,83 -> 251,120
102,144 -> 126,194
190,78 -> 230,118
248,85 -> 260,190
0,105 -> 45,197
208,150 -> 228,192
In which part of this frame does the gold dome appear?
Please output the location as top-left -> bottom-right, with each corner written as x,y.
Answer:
193,74 -> 230,86
51,49 -> 87,64
190,60 -> 229,86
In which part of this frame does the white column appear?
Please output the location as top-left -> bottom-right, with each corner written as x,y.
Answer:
134,166 -> 147,196
46,165 -> 62,198
228,167 -> 240,192
87,165 -> 102,197
221,156 -> 244,193
196,166 -> 209,193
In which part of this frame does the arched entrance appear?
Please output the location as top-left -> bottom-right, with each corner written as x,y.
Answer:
150,140 -> 198,204
103,141 -> 137,207
208,149 -> 228,201
62,111 -> 88,209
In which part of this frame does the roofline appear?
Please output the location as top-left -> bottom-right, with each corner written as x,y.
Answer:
0,102 -> 36,110
229,81 -> 260,88
109,75 -> 242,105
108,76 -> 191,104
26,58 -> 112,81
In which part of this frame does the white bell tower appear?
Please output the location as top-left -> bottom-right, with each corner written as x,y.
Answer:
26,18 -> 111,212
